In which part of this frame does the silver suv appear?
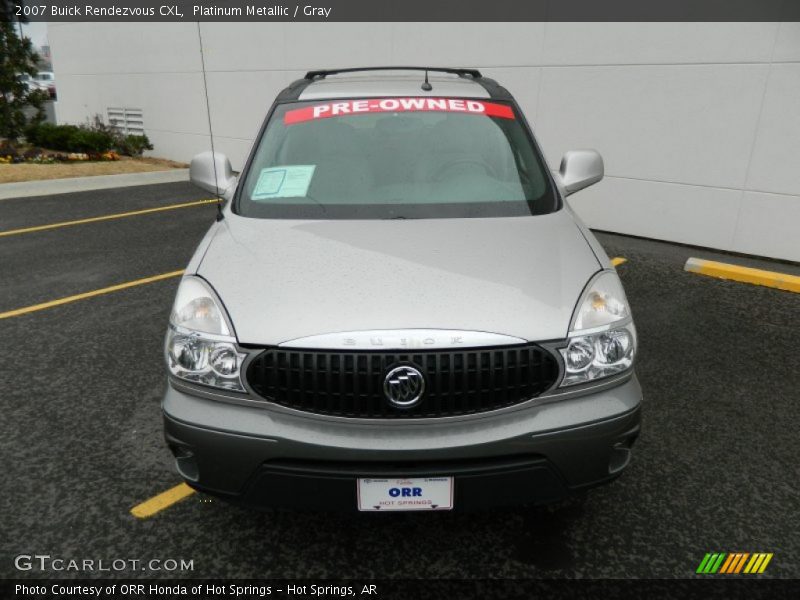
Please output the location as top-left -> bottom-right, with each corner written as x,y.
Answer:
163,67 -> 641,511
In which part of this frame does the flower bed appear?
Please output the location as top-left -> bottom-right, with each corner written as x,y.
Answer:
0,117 -> 154,167
0,149 -> 120,164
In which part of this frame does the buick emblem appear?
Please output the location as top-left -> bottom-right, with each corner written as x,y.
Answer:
383,365 -> 425,408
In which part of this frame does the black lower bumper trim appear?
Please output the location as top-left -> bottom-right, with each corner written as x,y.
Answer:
190,455 -> 602,511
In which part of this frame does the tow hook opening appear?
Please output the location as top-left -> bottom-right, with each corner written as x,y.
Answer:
609,430 -> 639,474
168,441 -> 199,481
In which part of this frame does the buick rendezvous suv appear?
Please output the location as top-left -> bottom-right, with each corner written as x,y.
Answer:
163,67 -> 641,511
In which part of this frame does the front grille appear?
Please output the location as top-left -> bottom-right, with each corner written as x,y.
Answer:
246,344 -> 559,418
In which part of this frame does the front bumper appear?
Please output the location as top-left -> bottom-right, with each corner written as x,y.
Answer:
162,375 -> 642,510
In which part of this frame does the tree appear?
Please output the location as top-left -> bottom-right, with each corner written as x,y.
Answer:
0,1 -> 49,142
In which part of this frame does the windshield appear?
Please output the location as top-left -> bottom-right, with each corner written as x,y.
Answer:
237,97 -> 556,219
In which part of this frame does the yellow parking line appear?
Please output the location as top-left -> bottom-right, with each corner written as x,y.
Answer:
131,483 -> 196,519
684,257 -> 800,293
611,257 -> 627,267
0,198 -> 217,238
0,270 -> 185,320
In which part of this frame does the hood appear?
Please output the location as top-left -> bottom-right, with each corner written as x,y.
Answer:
196,210 -> 601,346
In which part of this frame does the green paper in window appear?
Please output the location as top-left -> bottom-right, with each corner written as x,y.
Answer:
253,165 -> 316,199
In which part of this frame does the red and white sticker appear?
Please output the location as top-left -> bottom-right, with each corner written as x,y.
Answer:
284,97 -> 514,125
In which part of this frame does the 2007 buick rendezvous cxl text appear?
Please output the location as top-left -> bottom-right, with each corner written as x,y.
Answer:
162,67 -> 642,511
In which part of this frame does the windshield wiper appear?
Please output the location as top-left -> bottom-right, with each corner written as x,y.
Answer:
304,193 -> 326,212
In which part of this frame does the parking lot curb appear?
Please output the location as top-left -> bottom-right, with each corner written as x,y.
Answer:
684,257 -> 800,293
0,169 -> 190,200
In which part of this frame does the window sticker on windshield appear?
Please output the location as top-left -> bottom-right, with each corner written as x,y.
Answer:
284,98 -> 515,125
252,165 -> 316,199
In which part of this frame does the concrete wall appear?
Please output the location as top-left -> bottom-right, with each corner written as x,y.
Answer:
49,22 -> 800,261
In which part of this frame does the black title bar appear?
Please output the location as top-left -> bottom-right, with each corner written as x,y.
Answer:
5,0 -> 800,22
5,579 -> 800,600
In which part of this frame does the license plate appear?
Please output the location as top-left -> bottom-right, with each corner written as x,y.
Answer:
357,477 -> 454,511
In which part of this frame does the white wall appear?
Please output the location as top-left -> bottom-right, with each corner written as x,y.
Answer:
48,22 -> 800,261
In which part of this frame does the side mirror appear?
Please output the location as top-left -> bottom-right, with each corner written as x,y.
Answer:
557,150 -> 604,196
189,151 -> 236,197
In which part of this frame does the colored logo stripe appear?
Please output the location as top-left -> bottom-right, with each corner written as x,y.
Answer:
719,553 -> 736,573
697,553 -> 726,574
745,553 -> 773,574
721,553 -> 749,573
697,552 -> 773,574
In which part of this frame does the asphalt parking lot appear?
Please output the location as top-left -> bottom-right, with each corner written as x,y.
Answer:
1,181 -> 798,579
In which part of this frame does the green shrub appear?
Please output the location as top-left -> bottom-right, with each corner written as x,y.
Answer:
24,120 -> 152,156
26,123 -> 78,150
117,134 -> 153,157
68,129 -> 115,153
84,116 -> 152,156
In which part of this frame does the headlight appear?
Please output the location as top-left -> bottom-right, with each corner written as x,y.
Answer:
560,270 -> 636,387
165,276 -> 246,392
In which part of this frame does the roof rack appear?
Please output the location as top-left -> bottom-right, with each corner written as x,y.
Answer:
304,67 -> 483,81
276,67 -> 511,103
